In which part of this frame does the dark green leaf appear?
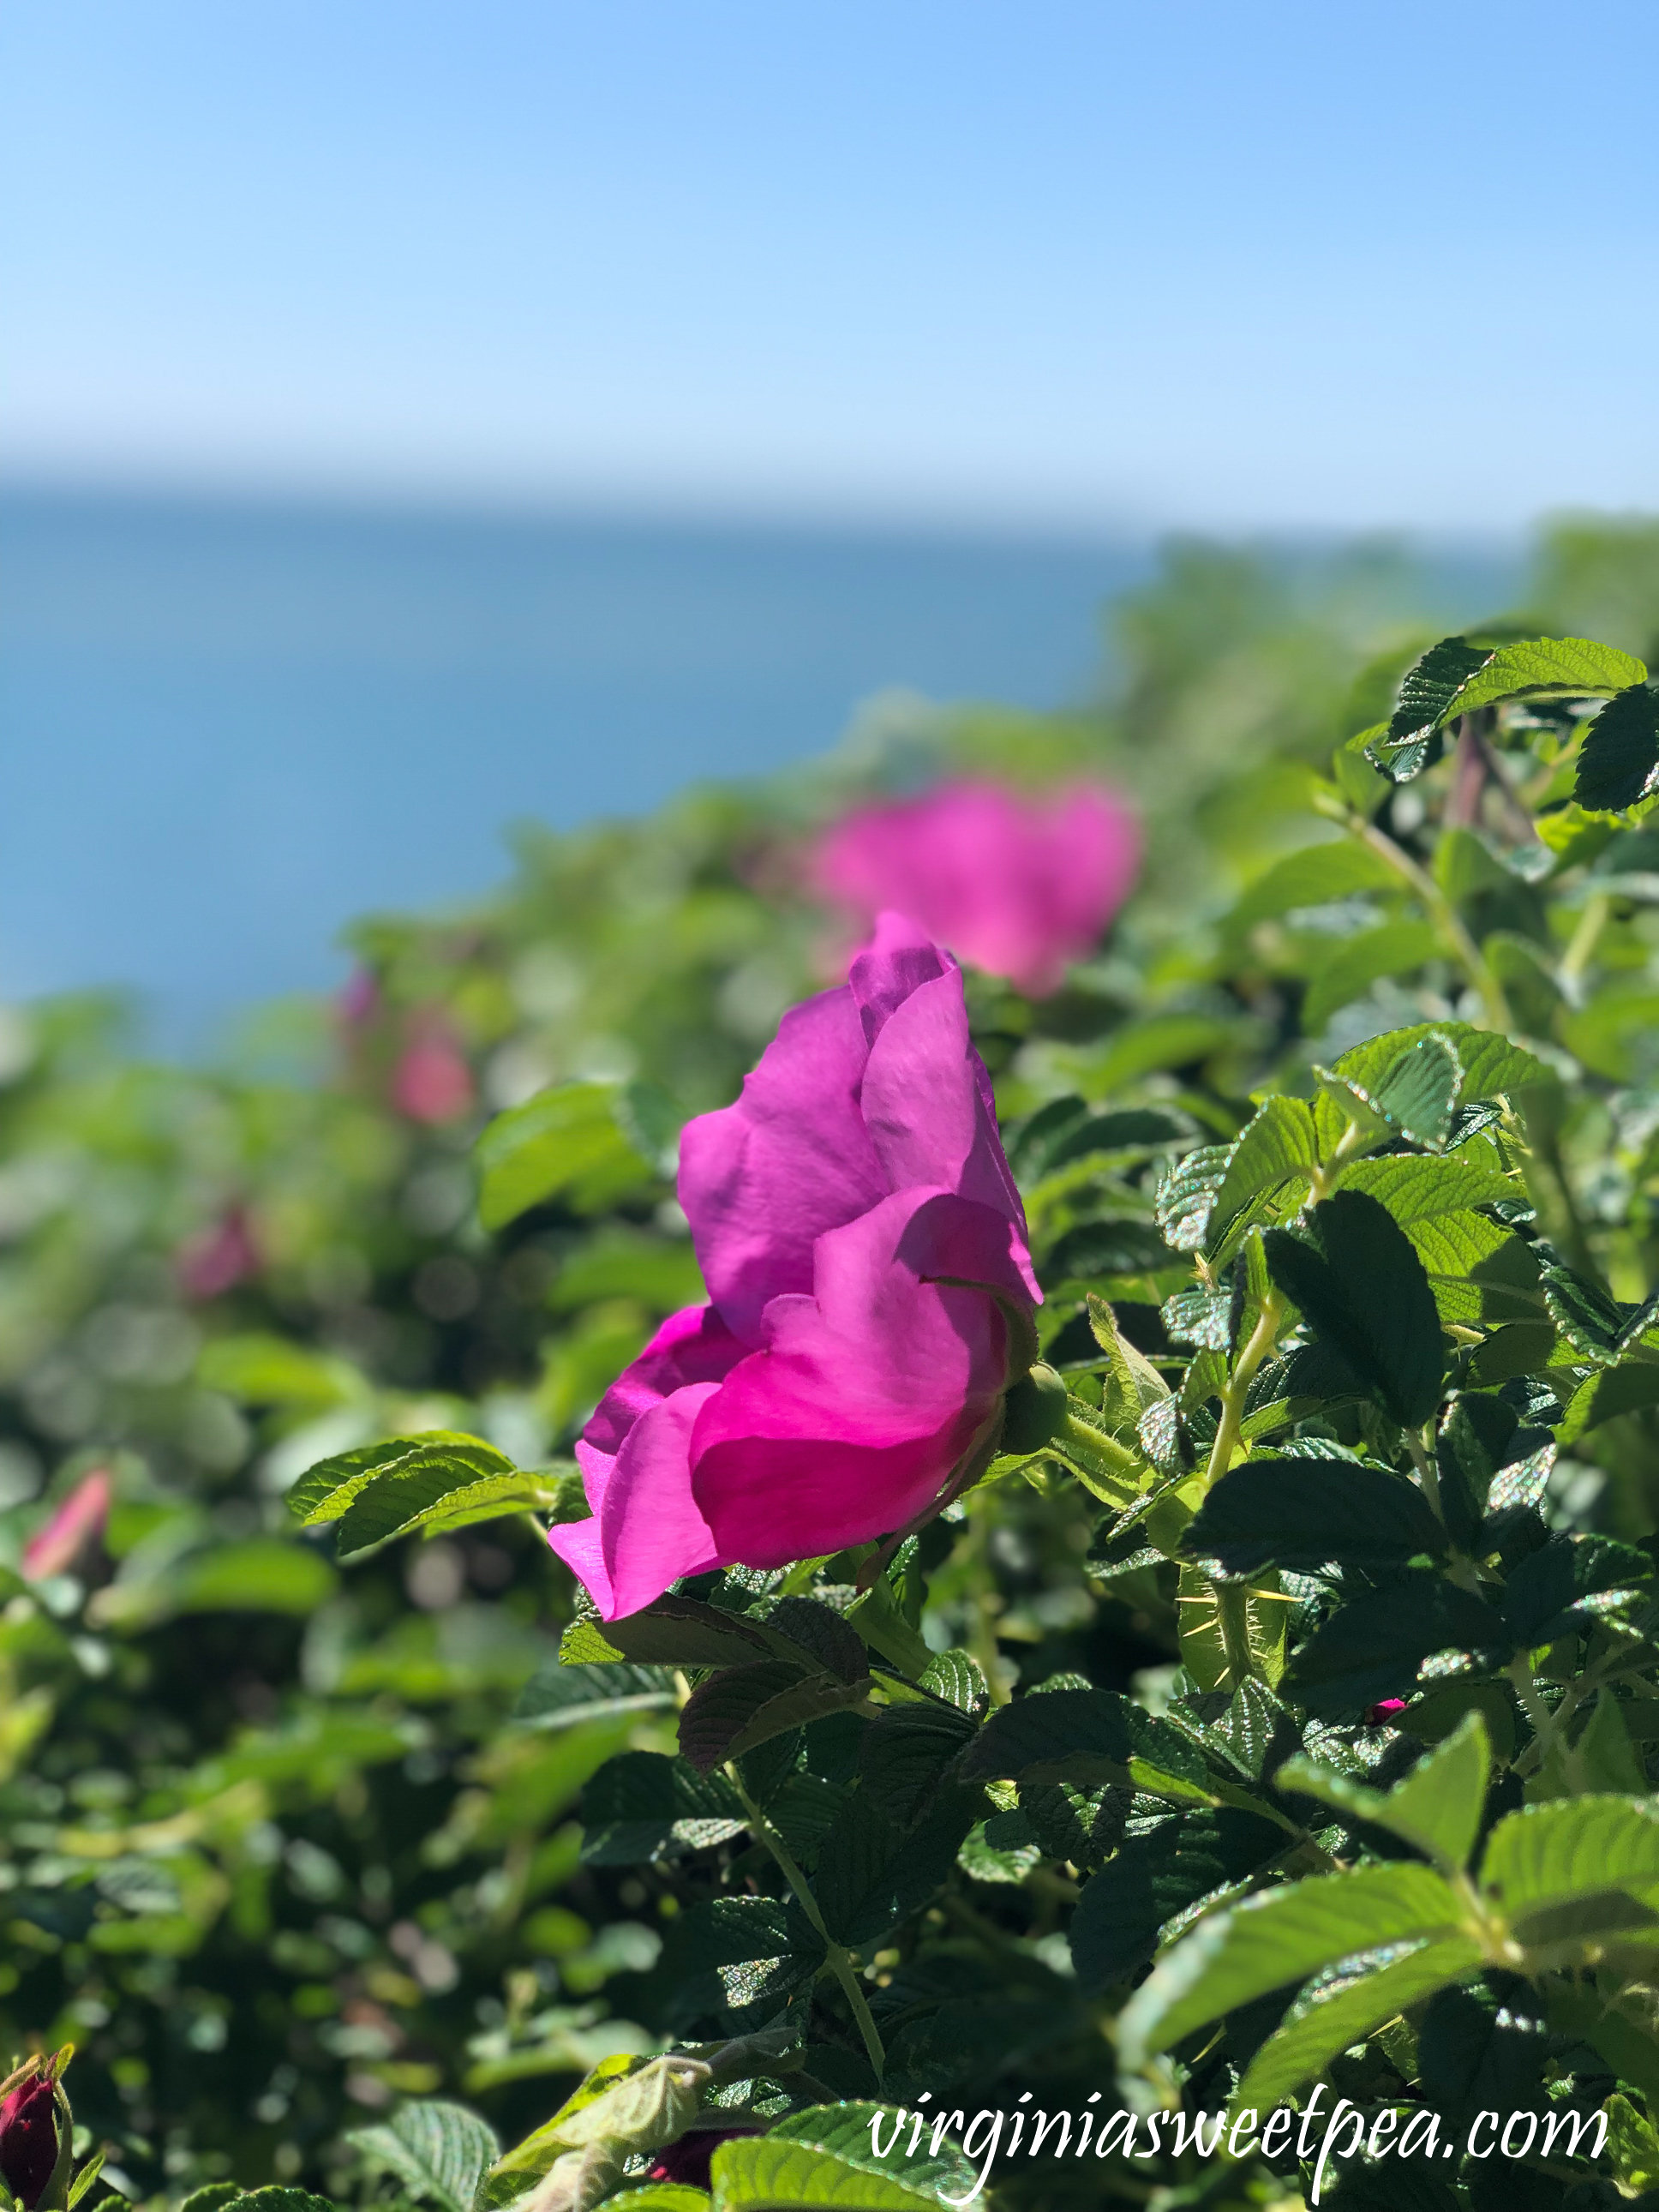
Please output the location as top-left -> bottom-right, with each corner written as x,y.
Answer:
710,2102 -> 976,2212
580,1752 -> 746,1865
856,1704 -> 977,1825
1069,1809 -> 1285,1990
678,1661 -> 870,1776
345,2102 -> 499,2212
1503,1535 -> 1652,1648
1263,1190 -> 1445,1429
1181,1455 -> 1446,1576
1577,682 -> 1659,811
1285,1576 -> 1512,1718
514,1662 -> 677,1731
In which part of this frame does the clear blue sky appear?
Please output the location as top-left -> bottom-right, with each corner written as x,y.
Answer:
2,0 -> 1656,531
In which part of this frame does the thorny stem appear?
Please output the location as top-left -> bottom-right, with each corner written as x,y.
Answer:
1507,1653 -> 1557,1768
1202,1292 -> 1285,1498
1213,1580 -> 1257,1693
726,1767 -> 887,2080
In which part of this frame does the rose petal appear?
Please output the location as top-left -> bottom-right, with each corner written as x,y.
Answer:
689,1189 -> 1009,1563
552,1382 -> 726,1619
584,1303 -> 746,1458
678,986 -> 888,1346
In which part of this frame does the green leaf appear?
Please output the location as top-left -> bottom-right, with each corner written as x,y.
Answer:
1117,1860 -> 1466,2066
1153,1143 -> 1234,1253
1278,1712 -> 1491,1873
678,1662 -> 870,1776
670,1896 -> 825,2027
811,1787 -> 983,1947
1542,1263 -> 1629,1364
1333,1153 -> 1518,1228
1285,1576 -> 1512,1718
1328,1022 -> 1550,1106
916,1649 -> 989,1714
1577,683 -> 1659,812
1181,1455 -> 1446,1577
1504,1535 -> 1652,1647
1228,842 -> 1398,928
334,1441 -> 520,1557
960,1687 -> 1209,1798
1234,1935 -> 1483,2112
856,1703 -> 978,1825
1560,1361 -> 1659,1445
1069,1809 -> 1285,1991
604,2189 -> 710,2211
1455,635 -> 1646,716
1303,921 -> 1440,1033
289,1431 -> 505,1526
1480,1797 -> 1659,1947
514,1662 -> 677,1731
766,1598 -> 871,1685
170,1539 -> 338,1616
476,1080 -> 660,1232
1263,1190 -> 1445,1429
1205,1097 -> 1319,1260
580,1751 -> 748,1865
1318,1033 -> 1463,1154
345,2101 -> 500,2212
710,2103 -> 977,2211
1369,637 -> 1493,779
562,1597 -> 780,1672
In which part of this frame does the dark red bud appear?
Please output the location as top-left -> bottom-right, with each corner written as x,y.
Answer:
0,2076 -> 58,2210
647,2128 -> 758,2189
1364,1698 -> 1410,1725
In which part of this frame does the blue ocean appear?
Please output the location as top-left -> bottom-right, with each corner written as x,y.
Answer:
0,488 -> 1518,1049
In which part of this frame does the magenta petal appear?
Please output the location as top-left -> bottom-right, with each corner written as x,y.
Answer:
689,1189 -> 1009,1564
584,1303 -> 746,1457
554,1382 -> 727,1619
895,1190 -> 1042,1311
678,986 -> 888,1345
847,910 -> 952,1045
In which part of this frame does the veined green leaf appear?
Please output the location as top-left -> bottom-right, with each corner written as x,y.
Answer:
678,1662 -> 870,1776
710,2103 -> 977,2211
1480,1797 -> 1659,1941
1234,1936 -> 1482,2111
1182,1455 -> 1446,1577
1263,1190 -> 1444,1430
1560,1362 -> 1659,1445
1328,1021 -> 1550,1106
560,1597 -> 780,1672
1069,1809 -> 1285,1991
515,1662 -> 677,1731
1453,636 -> 1646,716
1333,1153 -> 1518,1226
1285,1576 -> 1512,1717
1206,1096 -> 1318,1260
1577,683 -> 1659,812
334,1442 -> 521,1557
346,2101 -> 500,2212
1117,1861 -> 1466,2066
1367,637 -> 1493,780
288,1430 -> 500,1526
1278,1713 -> 1490,1873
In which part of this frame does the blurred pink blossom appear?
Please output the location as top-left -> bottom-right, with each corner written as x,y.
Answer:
810,778 -> 1141,996
551,912 -> 1039,1620
337,967 -> 380,1029
22,1468 -> 112,1581
177,1205 -> 260,1300
392,1016 -> 475,1124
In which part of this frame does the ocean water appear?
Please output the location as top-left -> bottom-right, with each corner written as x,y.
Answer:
1,488 -> 1158,1047
0,487 -> 1522,1051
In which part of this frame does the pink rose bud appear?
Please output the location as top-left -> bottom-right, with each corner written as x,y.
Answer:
22,1469 -> 112,1583
811,778 -> 1141,998
177,1205 -> 260,1301
1364,1699 -> 1410,1725
0,2075 -> 59,2210
551,912 -> 1041,1618
392,1019 -> 475,1124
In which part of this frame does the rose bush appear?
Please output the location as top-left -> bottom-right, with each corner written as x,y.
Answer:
550,911 -> 1040,1618
809,776 -> 1140,994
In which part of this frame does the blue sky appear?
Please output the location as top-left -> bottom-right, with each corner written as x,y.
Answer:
3,0 -> 1656,531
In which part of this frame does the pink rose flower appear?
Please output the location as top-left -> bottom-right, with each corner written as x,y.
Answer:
550,913 -> 1040,1619
392,1015 -> 475,1124
810,778 -> 1141,998
22,1468 -> 112,1582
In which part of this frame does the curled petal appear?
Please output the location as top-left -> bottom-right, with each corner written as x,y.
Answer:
550,1382 -> 725,1619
